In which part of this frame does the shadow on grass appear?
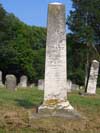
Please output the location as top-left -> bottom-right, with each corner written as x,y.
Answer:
15,99 -> 39,112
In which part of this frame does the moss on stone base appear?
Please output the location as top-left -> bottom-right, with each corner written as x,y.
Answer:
44,99 -> 63,106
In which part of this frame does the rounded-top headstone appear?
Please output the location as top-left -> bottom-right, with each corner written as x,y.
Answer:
93,60 -> 98,63
5,74 -> 17,90
92,60 -> 99,69
38,79 -> 44,90
19,75 -> 28,88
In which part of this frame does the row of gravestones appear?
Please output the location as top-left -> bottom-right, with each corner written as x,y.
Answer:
38,60 -> 99,95
38,79 -> 79,92
0,72 -> 35,90
0,58 -> 99,94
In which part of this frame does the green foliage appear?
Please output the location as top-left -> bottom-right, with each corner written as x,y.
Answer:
0,3 -> 100,86
67,34 -> 87,85
32,48 -> 45,81
69,89 -> 100,110
0,87 -> 100,132
31,26 -> 46,49
67,0 -> 100,86
0,87 -> 43,107
0,4 -> 46,82
68,0 -> 100,44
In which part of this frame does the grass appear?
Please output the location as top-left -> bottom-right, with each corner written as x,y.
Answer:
0,87 -> 43,107
0,87 -> 100,132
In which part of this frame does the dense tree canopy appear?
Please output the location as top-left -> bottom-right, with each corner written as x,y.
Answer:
68,0 -> 100,45
0,3 -> 100,86
67,0 -> 100,86
0,4 -> 46,82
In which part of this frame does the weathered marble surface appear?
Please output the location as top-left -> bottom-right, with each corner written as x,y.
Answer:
0,71 -> 4,87
5,74 -> 17,90
71,84 -> 79,91
38,79 -> 44,90
29,83 -> 35,88
87,60 -> 99,94
39,2 -> 73,111
67,80 -> 72,92
18,75 -> 28,88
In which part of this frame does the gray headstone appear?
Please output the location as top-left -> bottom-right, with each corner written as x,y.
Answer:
86,60 -> 99,94
80,86 -> 84,90
71,84 -> 79,91
39,2 -> 73,112
38,79 -> 44,90
0,71 -> 4,87
19,75 -> 28,88
67,80 -> 72,92
5,74 -> 17,90
29,83 -> 35,88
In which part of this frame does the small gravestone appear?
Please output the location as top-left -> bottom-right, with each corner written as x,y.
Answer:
86,60 -> 99,94
29,83 -> 35,88
0,71 -> 4,87
71,84 -> 79,91
80,86 -> 84,90
5,74 -> 17,90
67,80 -> 72,92
19,75 -> 28,88
38,79 -> 44,90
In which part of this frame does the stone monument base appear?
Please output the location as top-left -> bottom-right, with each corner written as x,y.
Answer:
33,101 -> 82,119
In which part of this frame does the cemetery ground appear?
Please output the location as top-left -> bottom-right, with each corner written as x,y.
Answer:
0,87 -> 100,133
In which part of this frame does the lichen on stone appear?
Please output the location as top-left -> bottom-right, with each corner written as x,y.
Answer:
44,99 -> 63,106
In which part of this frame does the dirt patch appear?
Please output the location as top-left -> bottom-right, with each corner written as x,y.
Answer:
0,106 -> 100,132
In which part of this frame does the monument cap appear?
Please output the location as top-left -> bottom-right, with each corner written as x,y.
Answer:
49,2 -> 63,5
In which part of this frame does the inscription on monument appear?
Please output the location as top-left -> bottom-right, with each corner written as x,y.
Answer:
39,3 -> 74,112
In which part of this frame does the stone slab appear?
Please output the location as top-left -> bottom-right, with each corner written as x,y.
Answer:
32,109 -> 82,120
87,60 -> 99,94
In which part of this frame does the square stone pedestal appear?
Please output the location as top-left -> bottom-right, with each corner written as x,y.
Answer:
33,101 -> 81,119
